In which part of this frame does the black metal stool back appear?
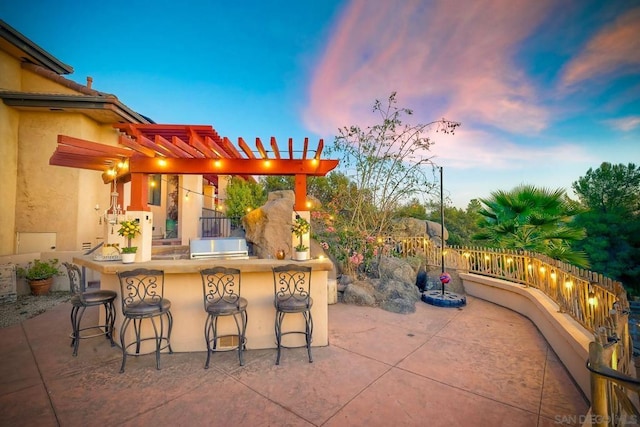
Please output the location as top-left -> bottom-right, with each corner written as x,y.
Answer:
116,268 -> 173,373
200,267 -> 248,368
272,264 -> 313,365
62,262 -> 116,356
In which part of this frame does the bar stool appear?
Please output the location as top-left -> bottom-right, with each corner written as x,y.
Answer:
272,264 -> 313,365
200,267 -> 248,368
117,268 -> 173,373
62,262 -> 117,356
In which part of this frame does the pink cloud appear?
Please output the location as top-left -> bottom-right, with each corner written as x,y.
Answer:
604,116 -> 640,131
420,128 -> 593,170
561,7 -> 640,88
303,0 -> 554,139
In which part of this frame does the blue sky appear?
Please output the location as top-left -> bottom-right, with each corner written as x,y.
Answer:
2,0 -> 639,208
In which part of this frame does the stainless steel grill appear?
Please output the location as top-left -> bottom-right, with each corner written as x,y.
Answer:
189,238 -> 249,260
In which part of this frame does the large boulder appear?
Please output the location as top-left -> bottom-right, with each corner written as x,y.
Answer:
379,255 -> 416,284
376,279 -> 420,314
390,217 -> 449,243
242,191 -> 294,259
342,280 -> 377,306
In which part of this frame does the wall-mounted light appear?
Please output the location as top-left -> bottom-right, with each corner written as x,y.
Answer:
158,158 -> 167,167
565,281 -> 573,290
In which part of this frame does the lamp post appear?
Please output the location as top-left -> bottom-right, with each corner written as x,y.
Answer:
440,166 -> 446,295
421,165 -> 464,308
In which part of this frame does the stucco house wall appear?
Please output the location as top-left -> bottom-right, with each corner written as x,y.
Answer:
0,20 -> 149,259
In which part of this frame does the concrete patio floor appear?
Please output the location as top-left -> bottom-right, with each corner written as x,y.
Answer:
0,295 -> 588,426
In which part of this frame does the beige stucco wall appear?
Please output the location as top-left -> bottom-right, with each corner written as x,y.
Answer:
0,49 -> 124,255
0,103 -> 19,254
15,111 -> 120,252
0,50 -> 22,254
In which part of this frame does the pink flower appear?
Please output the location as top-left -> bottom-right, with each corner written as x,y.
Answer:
349,252 -> 364,265
321,241 -> 329,250
327,226 -> 335,233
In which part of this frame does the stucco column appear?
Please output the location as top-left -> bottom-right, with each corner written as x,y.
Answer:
180,175 -> 203,245
217,175 -> 230,210
126,211 -> 153,262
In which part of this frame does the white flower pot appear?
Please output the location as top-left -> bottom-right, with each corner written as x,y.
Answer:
294,251 -> 308,261
121,253 -> 136,264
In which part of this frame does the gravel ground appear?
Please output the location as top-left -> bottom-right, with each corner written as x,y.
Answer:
0,292 -> 71,328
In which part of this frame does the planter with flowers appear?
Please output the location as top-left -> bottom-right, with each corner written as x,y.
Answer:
118,219 -> 141,263
292,215 -> 310,261
17,258 -> 62,295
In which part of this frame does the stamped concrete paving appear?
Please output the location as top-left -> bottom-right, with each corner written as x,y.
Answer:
0,296 -> 588,426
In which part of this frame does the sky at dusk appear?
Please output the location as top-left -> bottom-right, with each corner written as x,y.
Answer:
2,0 -> 639,208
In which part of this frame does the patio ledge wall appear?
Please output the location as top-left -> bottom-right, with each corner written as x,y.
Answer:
460,272 -> 591,400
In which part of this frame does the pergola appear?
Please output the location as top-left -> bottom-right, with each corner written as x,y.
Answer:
50,124 -> 339,211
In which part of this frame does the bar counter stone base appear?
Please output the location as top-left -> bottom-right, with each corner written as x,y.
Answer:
73,256 -> 331,352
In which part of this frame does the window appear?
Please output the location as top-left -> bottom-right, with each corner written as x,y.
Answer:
148,175 -> 161,206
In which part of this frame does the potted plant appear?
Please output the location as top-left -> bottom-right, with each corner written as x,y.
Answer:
118,219 -> 141,263
17,258 -> 62,295
292,215 -> 310,261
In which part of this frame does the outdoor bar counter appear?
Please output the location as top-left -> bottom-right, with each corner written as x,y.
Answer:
73,256 -> 332,352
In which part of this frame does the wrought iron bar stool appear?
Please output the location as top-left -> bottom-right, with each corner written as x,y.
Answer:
62,262 -> 117,356
272,264 -> 313,365
200,267 -> 248,368
117,268 -> 173,373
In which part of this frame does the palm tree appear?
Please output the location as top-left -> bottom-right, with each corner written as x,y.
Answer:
473,184 -> 589,267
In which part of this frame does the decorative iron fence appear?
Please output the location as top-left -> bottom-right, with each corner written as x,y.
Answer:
385,237 -> 626,334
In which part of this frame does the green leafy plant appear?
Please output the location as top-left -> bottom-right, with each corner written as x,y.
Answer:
17,258 -> 62,281
292,215 -> 310,252
120,246 -> 138,254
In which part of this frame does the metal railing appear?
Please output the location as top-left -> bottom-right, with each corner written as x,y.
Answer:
200,210 -> 242,238
385,236 -> 637,425
587,305 -> 639,426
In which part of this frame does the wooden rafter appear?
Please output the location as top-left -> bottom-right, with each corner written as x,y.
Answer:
270,137 -> 281,159
256,138 -> 268,159
238,137 -> 255,159
315,139 -> 324,160
172,136 -> 205,158
118,135 -> 156,157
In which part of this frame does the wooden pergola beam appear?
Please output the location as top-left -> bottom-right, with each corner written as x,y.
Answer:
270,137 -> 281,159
238,137 -> 255,159
118,135 -> 156,157
129,157 -> 339,176
315,139 -> 324,161
156,135 -> 193,158
57,135 -> 132,157
256,138 -> 268,159
172,136 -> 204,158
